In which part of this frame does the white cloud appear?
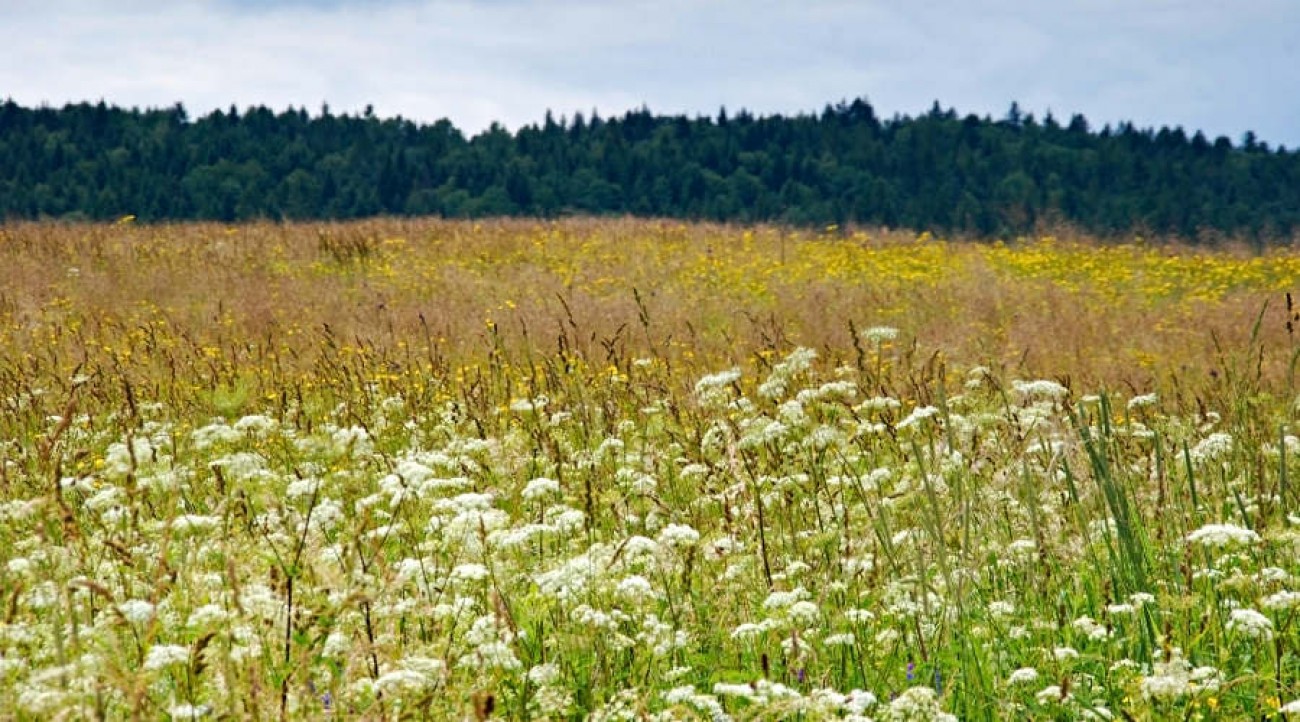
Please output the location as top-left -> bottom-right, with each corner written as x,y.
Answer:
2,0 -> 1297,146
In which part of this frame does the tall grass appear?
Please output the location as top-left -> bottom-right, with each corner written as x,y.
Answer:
0,219 -> 1298,719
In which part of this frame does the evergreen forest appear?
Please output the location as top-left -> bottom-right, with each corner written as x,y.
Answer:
2,97 -> 1298,240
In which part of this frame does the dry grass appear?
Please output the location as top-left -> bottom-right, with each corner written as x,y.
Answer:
2,218 -> 1297,412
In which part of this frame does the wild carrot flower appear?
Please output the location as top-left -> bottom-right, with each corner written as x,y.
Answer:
1186,523 -> 1260,548
1012,379 -> 1069,400
657,523 -> 700,548
616,575 -> 655,603
374,668 -> 428,695
1035,685 -> 1070,704
118,599 -> 155,625
168,703 -> 213,720
1126,393 -> 1158,409
522,476 -> 560,500
143,645 -> 190,670
1008,667 -> 1038,685
695,368 -> 741,394
883,686 -> 956,721
1261,590 -> 1300,610
897,405 -> 939,430
863,326 -> 899,343
823,632 -> 855,646
1189,433 -> 1234,464
1226,608 -> 1273,639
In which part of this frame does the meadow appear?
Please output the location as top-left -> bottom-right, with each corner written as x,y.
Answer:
1,218 -> 1299,720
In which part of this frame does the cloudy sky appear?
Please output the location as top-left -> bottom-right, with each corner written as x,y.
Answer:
4,0 -> 1298,146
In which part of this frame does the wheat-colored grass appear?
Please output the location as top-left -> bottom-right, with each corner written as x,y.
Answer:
3,219 -> 1297,407
2,219 -> 1299,720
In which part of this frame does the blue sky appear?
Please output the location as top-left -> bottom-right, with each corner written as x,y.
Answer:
4,0 -> 1298,147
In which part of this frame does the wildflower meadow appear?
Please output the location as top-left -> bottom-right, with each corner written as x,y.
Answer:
1,219 -> 1299,720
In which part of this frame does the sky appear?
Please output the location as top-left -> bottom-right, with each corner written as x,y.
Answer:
3,0 -> 1299,147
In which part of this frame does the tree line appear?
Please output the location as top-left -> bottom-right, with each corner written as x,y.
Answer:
2,97 -> 1297,240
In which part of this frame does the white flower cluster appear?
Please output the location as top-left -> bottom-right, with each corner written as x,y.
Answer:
1189,432 -> 1234,464
1186,523 -> 1260,548
1226,608 -> 1273,640
1012,379 -> 1069,401
1139,649 -> 1221,700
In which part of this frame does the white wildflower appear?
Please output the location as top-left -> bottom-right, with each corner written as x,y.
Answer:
323,631 -> 350,657
713,682 -> 760,701
1186,523 -> 1260,548
695,368 -> 741,394
1190,432 -> 1234,464
844,608 -> 875,624
118,599 -> 156,624
169,703 -> 213,720
1036,685 -> 1070,704
884,686 -> 956,721
847,689 -> 878,714
863,326 -> 899,343
192,421 -> 241,449
1126,393 -> 1158,410
897,405 -> 940,430
1141,671 -> 1188,700
285,477 -> 321,499
823,632 -> 856,647
330,425 -> 371,453
616,575 -> 655,603
463,640 -> 521,671
786,600 -> 820,626
731,622 -> 766,641
1013,379 -> 1069,400
449,563 -> 491,584
1129,592 -> 1156,607
1262,590 -> 1300,611
171,514 -> 220,535
988,600 -> 1015,618
1072,615 -> 1111,641
1257,566 -> 1291,583
528,663 -> 561,686
1140,649 -> 1220,700
401,656 -> 446,680
1226,608 -> 1273,640
186,604 -> 228,629
233,414 -> 277,434
522,476 -> 560,500
658,523 -> 701,548
375,668 -> 428,695
763,587 -> 810,610
209,452 -> 274,483
1008,667 -> 1039,685
143,644 -> 191,670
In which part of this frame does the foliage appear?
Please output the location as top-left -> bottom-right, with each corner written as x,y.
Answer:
2,98 -> 1299,240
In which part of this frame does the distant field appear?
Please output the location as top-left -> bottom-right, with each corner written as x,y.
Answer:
2,219 -> 1299,719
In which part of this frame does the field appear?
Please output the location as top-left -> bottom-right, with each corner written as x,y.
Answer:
2,218 -> 1300,720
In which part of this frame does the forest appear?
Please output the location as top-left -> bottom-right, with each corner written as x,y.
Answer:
2,97 -> 1298,240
